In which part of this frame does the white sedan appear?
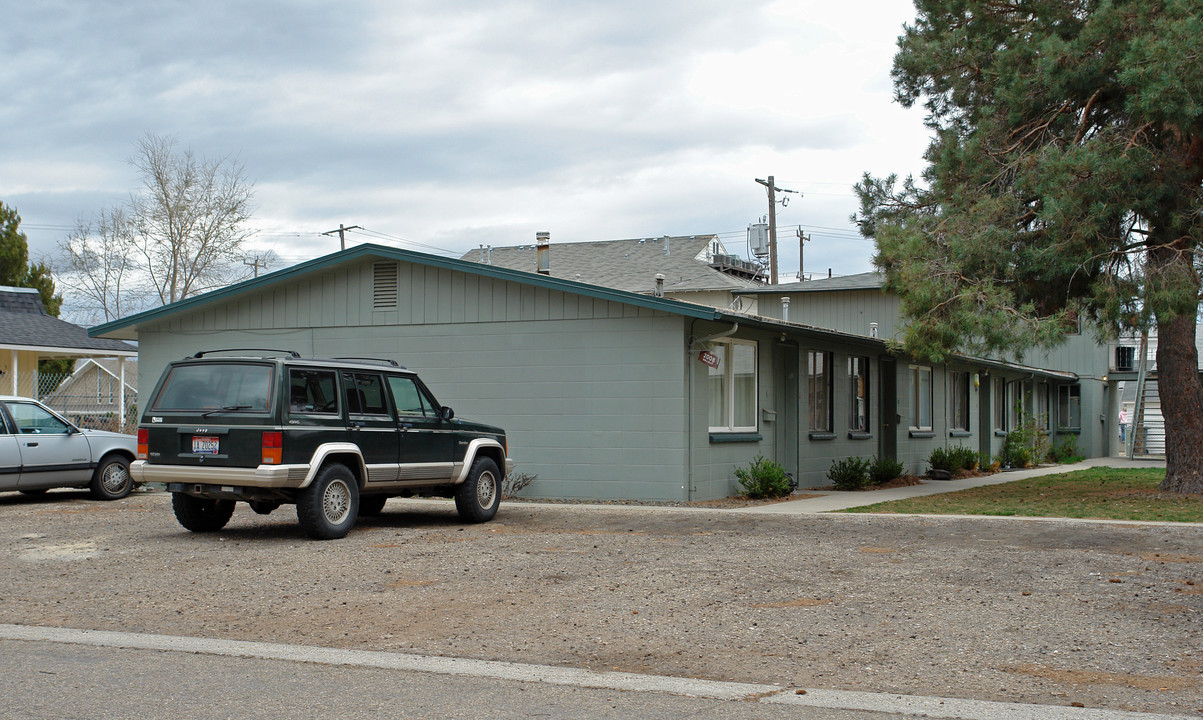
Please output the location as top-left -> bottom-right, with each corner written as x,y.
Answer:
0,396 -> 137,500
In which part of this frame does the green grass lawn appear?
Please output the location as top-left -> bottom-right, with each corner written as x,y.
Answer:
840,467 -> 1203,522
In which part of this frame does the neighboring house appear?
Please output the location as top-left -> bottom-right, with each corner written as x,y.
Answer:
42,358 -> 139,432
0,286 -> 136,420
1106,328 -> 1203,455
92,244 -> 1095,500
462,234 -> 766,314
737,273 -> 1118,461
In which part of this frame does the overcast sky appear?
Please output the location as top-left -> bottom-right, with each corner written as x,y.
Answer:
3,0 -> 931,299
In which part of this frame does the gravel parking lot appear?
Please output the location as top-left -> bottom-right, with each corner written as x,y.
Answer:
2,488 -> 1200,715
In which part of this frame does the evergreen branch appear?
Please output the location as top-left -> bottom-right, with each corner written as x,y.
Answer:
1072,88 -> 1102,146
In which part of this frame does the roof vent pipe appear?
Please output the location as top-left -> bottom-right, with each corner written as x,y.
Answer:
536,232 -> 550,275
654,273 -> 665,298
870,322 -> 878,338
663,235 -> 670,255
781,296 -> 790,322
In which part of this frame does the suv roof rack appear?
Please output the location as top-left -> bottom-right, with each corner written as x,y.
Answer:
330,356 -> 406,369
191,349 -> 302,359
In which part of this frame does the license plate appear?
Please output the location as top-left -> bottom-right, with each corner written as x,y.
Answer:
192,436 -> 219,454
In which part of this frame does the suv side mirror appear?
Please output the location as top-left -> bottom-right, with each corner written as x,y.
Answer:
440,406 -> 455,421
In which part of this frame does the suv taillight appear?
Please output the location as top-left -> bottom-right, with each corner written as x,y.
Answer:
137,428 -> 148,460
262,431 -> 282,465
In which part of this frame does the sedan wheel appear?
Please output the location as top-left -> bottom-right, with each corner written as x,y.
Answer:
89,455 -> 134,500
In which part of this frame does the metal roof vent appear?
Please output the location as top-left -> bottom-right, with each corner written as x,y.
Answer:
373,261 -> 399,309
654,273 -> 665,297
536,231 -> 550,275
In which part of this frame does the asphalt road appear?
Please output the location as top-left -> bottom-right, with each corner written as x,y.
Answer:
4,630 -> 1194,720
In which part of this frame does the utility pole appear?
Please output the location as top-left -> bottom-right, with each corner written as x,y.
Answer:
797,227 -> 810,281
754,176 -> 799,284
323,223 -> 362,250
242,254 -> 271,278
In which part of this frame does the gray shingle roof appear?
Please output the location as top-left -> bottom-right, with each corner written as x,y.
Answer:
460,235 -> 765,294
0,286 -> 136,354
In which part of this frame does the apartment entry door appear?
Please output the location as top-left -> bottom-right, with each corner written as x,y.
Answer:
878,358 -> 897,461
775,343 -> 800,481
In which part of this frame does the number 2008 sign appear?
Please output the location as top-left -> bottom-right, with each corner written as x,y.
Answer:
698,351 -> 720,369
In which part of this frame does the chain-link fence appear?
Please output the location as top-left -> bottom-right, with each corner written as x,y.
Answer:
12,371 -> 139,434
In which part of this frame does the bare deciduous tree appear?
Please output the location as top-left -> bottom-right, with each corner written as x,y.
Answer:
58,207 -> 141,323
130,133 -> 257,304
58,133 -> 263,321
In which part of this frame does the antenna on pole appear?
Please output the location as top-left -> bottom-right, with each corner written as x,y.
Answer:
754,177 -> 799,284
323,223 -> 362,250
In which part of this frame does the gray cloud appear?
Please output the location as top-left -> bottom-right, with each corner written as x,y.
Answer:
2,0 -> 928,277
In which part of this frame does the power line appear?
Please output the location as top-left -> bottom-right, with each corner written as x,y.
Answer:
349,227 -> 463,257
20,224 -> 75,232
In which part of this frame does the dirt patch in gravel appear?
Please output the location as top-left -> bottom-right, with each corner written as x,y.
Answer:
1,488 -> 1201,715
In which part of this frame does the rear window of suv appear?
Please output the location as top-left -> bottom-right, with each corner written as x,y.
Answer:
152,363 -> 273,412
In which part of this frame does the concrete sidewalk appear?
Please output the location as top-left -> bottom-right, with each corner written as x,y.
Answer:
742,455 -> 1167,514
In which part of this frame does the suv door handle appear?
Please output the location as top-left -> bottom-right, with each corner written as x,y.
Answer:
399,423 -> 413,430
348,421 -> 364,429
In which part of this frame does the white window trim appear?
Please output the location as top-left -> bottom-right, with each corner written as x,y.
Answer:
993,377 -> 1009,432
1035,383 -> 1050,430
1057,384 -> 1082,430
708,338 -> 758,433
949,370 -> 970,432
909,365 -> 933,431
1006,379 -> 1024,430
848,356 -> 870,432
808,350 -> 834,433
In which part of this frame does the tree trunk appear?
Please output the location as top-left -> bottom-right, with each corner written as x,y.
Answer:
1155,313 -> 1203,493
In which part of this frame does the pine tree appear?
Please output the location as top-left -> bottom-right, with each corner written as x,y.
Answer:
856,1 -> 1203,493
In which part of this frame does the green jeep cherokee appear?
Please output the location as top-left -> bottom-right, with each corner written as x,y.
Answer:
133,351 -> 512,539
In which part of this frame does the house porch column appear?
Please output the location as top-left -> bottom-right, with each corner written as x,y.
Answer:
118,357 -> 127,431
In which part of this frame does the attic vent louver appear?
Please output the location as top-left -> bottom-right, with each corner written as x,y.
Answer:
373,261 -> 399,309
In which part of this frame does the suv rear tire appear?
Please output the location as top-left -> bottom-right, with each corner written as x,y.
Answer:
454,457 -> 500,523
172,493 -> 236,532
297,463 -> 359,540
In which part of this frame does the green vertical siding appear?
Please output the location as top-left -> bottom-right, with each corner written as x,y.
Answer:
134,257 -> 692,501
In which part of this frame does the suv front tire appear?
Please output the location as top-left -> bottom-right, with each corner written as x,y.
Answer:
455,457 -> 500,523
